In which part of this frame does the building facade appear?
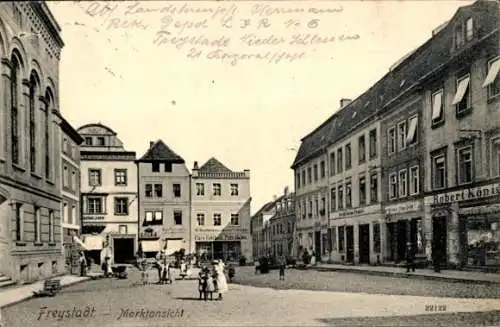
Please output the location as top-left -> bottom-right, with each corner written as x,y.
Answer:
269,188 -> 295,258
136,140 -> 190,257
191,158 -> 252,261
78,123 -> 138,265
0,2 -> 66,283
250,200 -> 276,259
422,1 -> 500,270
60,116 -> 83,268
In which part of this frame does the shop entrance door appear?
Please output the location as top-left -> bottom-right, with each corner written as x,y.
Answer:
346,226 -> 354,263
113,238 -> 135,264
314,231 -> 321,259
397,220 -> 408,263
432,217 -> 448,269
387,223 -> 396,261
358,224 -> 370,264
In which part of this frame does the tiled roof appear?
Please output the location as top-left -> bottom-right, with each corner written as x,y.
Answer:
253,201 -> 276,217
292,0 -> 498,169
199,157 -> 233,174
137,140 -> 184,162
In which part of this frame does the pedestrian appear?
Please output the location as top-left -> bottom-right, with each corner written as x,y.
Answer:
79,251 -> 87,277
213,260 -> 228,300
279,257 -> 286,281
228,264 -> 235,283
405,242 -> 416,273
156,250 -> 166,283
254,259 -> 260,274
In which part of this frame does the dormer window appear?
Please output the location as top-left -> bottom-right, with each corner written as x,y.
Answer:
97,137 -> 105,146
85,137 -> 92,146
465,18 -> 473,41
455,18 -> 474,49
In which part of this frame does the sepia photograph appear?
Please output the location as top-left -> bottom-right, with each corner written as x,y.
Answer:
0,0 -> 499,326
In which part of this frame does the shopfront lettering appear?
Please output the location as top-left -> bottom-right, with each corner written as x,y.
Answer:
338,208 -> 364,218
194,234 -> 247,241
432,183 -> 500,205
385,201 -> 421,215
83,216 -> 105,220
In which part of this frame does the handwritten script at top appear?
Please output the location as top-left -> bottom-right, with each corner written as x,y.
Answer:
72,1 -> 361,66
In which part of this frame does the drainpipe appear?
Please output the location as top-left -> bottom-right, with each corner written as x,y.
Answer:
136,161 -> 140,256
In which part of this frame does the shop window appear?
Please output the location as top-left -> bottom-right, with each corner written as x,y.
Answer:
457,146 -> 473,185
492,139 -> 500,177
465,216 -> 500,267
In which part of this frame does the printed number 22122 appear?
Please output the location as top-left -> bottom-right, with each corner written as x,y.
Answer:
425,305 -> 447,312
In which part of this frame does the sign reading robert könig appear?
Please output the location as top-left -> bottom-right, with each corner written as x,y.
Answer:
194,228 -> 249,242
432,183 -> 500,204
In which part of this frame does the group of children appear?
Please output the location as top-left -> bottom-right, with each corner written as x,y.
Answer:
197,260 -> 230,301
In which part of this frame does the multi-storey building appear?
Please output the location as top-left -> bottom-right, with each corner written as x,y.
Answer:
136,140 -> 190,257
60,116 -> 83,268
269,188 -> 295,258
422,1 -> 499,270
291,127 -> 330,262
191,158 -> 252,261
78,123 -> 138,265
250,200 -> 276,259
0,2 -> 66,283
327,99 -> 383,265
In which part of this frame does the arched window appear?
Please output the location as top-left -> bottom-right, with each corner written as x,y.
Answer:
10,54 -> 20,165
29,72 -> 40,173
45,89 -> 53,178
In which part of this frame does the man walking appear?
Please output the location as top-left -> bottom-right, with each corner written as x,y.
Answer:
405,242 -> 415,273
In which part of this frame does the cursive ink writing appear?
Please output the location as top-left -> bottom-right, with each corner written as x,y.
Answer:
160,16 -> 209,35
107,17 -> 149,30
153,31 -> 230,49
251,4 -> 305,17
206,49 -> 306,66
240,34 -> 285,46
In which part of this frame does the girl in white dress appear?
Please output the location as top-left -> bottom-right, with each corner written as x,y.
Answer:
214,260 -> 228,300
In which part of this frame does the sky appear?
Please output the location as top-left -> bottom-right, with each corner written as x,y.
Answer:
47,0 -> 474,214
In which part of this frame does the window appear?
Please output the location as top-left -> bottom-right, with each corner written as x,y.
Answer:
399,169 -> 407,198
213,183 -> 221,196
359,176 -> 366,205
145,211 -> 163,225
453,74 -> 471,115
320,161 -> 325,178
337,148 -> 343,173
313,164 -> 318,181
338,226 -> 345,252
338,185 -> 344,210
71,171 -> 76,190
388,127 -> 396,154
63,166 -> 69,187
230,183 -> 239,196
88,169 -> 101,186
330,187 -> 336,212
398,121 -> 407,151
315,198 -> 319,215
213,214 -> 221,226
173,184 -> 181,197
84,137 -> 92,146
34,206 -> 40,242
307,167 -> 312,183
174,210 -> 182,225
71,206 -> 76,225
301,170 -> 306,186
87,197 -> 103,214
406,116 -> 418,146
369,129 -> 377,159
296,173 -> 300,189
308,200 -> 313,217
10,54 -> 20,165
97,136 -> 105,146
114,197 -> 129,215
44,91 -> 51,178
321,197 -> 326,212
29,74 -> 38,173
345,144 -> 351,170
114,169 -> 127,185
15,203 -> 23,241
119,225 -> 127,234
197,213 -> 205,226
145,184 -> 153,197
431,89 -> 444,125
231,214 -> 239,225
370,173 -> 378,203
358,135 -> 366,164
154,184 -> 163,197
329,152 -> 335,175
152,162 -> 160,172
62,203 -> 67,223
49,210 -> 54,242
196,183 -> 205,196
389,173 -> 397,200
484,57 -> 500,99
373,223 -> 381,253
345,181 -> 352,208
457,146 -> 473,185
164,162 -> 172,172
465,17 -> 473,41
455,24 -> 464,48
410,166 -> 419,195
432,154 -> 447,189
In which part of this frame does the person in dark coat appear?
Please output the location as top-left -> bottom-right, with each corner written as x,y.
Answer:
405,242 -> 415,273
79,251 -> 87,277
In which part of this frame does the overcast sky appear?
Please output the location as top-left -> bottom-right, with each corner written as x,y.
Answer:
47,0 -> 473,214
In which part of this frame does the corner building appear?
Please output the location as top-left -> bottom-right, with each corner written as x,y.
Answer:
78,123 -> 138,265
191,158 -> 252,261
0,2 -> 66,283
269,188 -> 295,258
250,200 -> 276,258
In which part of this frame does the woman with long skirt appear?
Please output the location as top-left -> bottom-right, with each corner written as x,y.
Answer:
213,260 -> 228,300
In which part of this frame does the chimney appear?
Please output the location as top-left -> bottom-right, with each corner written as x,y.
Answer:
193,161 -> 199,170
149,141 -> 154,149
284,186 -> 289,196
340,98 -> 352,109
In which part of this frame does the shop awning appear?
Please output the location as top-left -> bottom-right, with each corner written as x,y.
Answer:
461,204 -> 500,216
141,240 -> 161,253
73,236 -> 88,250
84,235 -> 103,250
164,239 -> 183,256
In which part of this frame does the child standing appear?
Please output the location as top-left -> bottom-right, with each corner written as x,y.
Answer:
279,257 -> 286,281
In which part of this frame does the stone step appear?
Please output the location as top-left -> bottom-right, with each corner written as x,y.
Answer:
0,278 -> 15,289
0,275 -> 10,283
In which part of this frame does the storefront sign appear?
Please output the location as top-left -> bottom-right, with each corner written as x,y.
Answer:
385,201 -> 421,215
83,215 -> 105,220
431,183 -> 500,205
330,204 -> 382,220
193,227 -> 249,242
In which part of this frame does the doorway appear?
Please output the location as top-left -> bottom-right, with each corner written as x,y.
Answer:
397,220 -> 408,262
346,226 -> 354,263
358,224 -> 370,264
314,231 -> 321,259
213,242 -> 223,259
113,238 -> 135,264
432,217 -> 448,269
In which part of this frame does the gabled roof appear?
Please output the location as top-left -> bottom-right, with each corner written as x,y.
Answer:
291,0 -> 498,169
253,201 -> 276,217
199,157 -> 233,174
137,140 -> 185,163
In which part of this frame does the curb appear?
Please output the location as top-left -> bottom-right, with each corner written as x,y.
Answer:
0,276 -> 91,309
312,266 -> 499,284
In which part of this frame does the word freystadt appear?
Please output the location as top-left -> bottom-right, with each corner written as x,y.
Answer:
116,308 -> 184,320
37,305 -> 96,321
